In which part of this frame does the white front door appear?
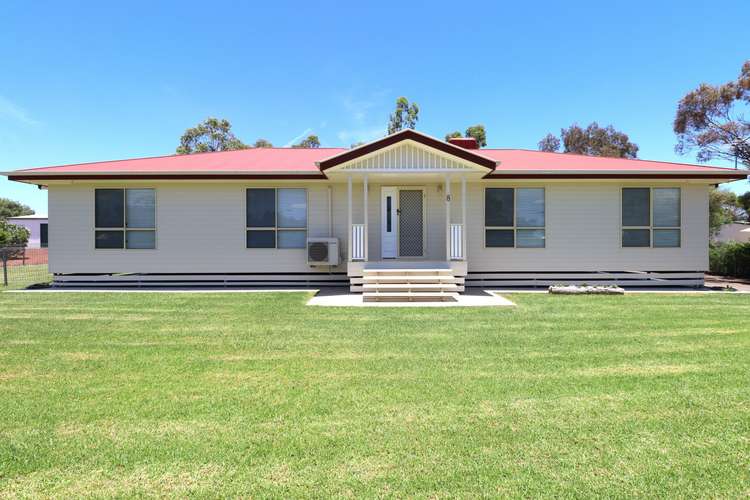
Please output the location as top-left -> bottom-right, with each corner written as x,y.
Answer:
381,187 -> 397,258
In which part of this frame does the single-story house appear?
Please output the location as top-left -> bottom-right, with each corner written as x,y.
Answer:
4,130 -> 747,299
715,222 -> 750,244
6,214 -> 48,248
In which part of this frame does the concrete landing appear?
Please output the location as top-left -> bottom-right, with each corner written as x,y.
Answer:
307,288 -> 515,307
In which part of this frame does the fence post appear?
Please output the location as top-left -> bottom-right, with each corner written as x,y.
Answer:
1,252 -> 7,287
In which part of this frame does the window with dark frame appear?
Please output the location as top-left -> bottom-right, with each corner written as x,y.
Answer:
622,188 -> 681,248
386,197 -> 392,232
485,188 -> 545,248
246,188 -> 307,249
94,189 -> 156,249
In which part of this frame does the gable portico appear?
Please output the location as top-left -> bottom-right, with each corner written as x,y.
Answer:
317,131 -> 496,276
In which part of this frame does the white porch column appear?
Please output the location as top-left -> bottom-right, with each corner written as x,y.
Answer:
363,174 -> 368,261
445,175 -> 451,261
461,175 -> 467,261
347,175 -> 352,262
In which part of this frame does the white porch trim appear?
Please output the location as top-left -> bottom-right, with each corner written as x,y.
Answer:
348,173 -> 369,262
363,174 -> 368,261
461,175 -> 467,261
445,174 -> 467,261
445,174 -> 451,262
347,175 -> 352,261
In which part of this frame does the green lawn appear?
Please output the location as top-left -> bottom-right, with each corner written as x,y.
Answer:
0,292 -> 748,497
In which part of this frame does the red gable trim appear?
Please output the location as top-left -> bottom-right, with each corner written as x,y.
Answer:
317,129 -> 498,171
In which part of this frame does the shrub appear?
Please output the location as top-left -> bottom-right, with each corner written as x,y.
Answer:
0,221 -> 29,261
0,219 -> 30,248
709,241 -> 750,278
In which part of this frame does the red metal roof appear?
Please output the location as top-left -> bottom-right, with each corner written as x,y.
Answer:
480,149 -> 743,174
11,147 -> 345,175
4,133 -> 746,181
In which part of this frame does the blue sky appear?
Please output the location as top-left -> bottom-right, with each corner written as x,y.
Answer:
2,0 -> 748,213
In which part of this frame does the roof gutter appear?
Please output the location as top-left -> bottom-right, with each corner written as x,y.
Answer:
484,171 -> 748,180
6,172 -> 329,183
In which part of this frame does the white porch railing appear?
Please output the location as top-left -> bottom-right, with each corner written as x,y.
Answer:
351,224 -> 365,261
450,223 -> 464,260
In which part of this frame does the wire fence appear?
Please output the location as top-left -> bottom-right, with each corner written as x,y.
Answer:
0,247 -> 51,290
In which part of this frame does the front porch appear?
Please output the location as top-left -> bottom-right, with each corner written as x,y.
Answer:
344,173 -> 470,265
341,173 -> 471,301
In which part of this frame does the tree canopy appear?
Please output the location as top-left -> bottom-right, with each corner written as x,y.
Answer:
537,133 -> 561,153
444,125 -> 487,147
253,139 -> 273,148
292,135 -> 320,148
709,189 -> 747,236
538,122 -> 639,158
674,60 -> 750,168
465,125 -> 487,147
738,192 -> 750,213
176,118 -> 248,154
387,97 -> 419,135
0,198 -> 34,220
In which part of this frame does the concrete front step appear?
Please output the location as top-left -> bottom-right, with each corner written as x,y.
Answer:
362,283 -> 463,292
361,283 -> 461,291
363,269 -> 453,276
351,276 -> 464,284
363,291 -> 459,302
352,285 -> 465,292
356,267 -> 462,301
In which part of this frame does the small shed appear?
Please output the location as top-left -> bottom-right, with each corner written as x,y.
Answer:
715,222 -> 750,243
6,214 -> 48,248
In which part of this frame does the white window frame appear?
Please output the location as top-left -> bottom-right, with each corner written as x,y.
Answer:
621,187 -> 681,249
93,188 -> 157,250
245,187 -> 308,249
484,187 -> 546,248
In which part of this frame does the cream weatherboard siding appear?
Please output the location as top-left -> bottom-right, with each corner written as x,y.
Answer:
48,181 -> 342,274
48,180 -> 709,275
466,182 -> 709,272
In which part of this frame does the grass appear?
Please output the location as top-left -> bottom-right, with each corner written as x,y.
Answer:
0,291 -> 748,497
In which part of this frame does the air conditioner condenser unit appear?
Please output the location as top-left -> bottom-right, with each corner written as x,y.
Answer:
307,238 -> 339,266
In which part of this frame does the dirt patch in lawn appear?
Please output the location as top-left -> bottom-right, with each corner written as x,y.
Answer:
2,464 -> 229,497
59,352 -> 104,361
574,363 -> 712,377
